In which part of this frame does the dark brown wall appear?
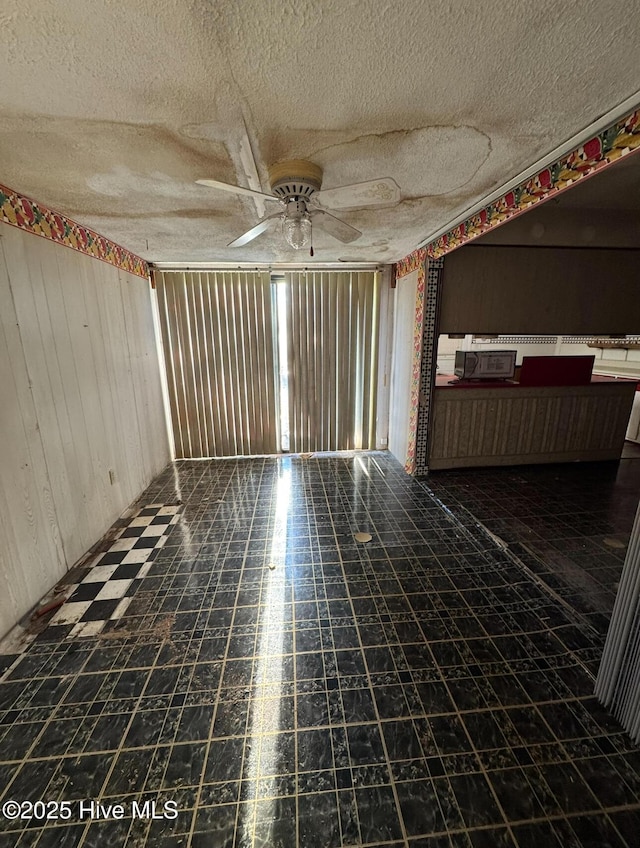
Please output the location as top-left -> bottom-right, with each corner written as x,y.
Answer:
440,245 -> 640,334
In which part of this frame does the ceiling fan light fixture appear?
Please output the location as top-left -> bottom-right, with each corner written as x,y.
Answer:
283,210 -> 312,249
198,159 -> 391,249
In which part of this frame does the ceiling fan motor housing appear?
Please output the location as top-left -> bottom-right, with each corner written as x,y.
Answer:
268,160 -> 323,202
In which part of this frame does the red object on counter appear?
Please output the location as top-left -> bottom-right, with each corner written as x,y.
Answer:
519,355 -> 594,386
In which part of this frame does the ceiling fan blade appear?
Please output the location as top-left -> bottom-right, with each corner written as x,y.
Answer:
196,178 -> 279,203
314,177 -> 400,210
311,209 -> 361,244
239,118 -> 268,219
227,214 -> 280,247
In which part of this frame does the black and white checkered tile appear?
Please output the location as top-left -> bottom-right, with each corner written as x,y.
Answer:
49,504 -> 181,638
0,504 -> 181,655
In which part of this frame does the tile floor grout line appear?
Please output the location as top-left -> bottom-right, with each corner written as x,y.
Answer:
379,470 -> 500,842
244,457 -> 285,848
317,490 -> 358,848
322,460 -> 411,848
411,525 -> 610,837
185,460 -> 252,846
293,477 -> 302,848
320,466 -> 363,848
359,459 -> 518,838
182,466 -> 240,845
123,468 -> 218,844
0,453 -> 638,846
422,487 -> 604,678
423,479 -> 616,618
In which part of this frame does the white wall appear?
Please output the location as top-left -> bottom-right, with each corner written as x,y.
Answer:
388,269 -> 418,466
375,266 -> 394,450
556,339 -> 640,378
556,338 -> 640,443
0,224 -> 170,637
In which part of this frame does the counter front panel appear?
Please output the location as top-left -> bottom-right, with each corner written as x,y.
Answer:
429,379 -> 636,470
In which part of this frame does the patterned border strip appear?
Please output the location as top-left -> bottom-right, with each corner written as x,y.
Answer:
0,183 -> 149,279
402,256 -> 426,474
563,336 -> 640,345
473,336 -> 558,344
415,259 -> 444,476
423,108 -> 640,259
396,247 -> 426,280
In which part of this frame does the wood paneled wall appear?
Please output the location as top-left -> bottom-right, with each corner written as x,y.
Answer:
0,224 -> 169,638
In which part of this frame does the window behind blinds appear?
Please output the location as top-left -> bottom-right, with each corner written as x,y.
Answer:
154,268 -> 380,458
154,270 -> 279,458
283,271 -> 380,453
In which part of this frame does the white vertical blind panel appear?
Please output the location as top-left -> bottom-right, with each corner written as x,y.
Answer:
155,270 -> 278,458
284,271 -> 380,453
596,499 -> 640,743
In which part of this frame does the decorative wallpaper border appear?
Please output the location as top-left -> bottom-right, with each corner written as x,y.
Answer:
415,259 -> 444,476
396,247 -> 427,280
0,183 -> 149,279
398,258 -> 426,474
423,108 -> 640,258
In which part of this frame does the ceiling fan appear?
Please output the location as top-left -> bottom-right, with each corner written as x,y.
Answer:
196,159 -> 400,253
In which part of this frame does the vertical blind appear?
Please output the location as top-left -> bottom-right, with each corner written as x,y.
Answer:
595,501 -> 640,742
284,271 -> 380,453
154,268 -> 380,458
155,270 -> 279,458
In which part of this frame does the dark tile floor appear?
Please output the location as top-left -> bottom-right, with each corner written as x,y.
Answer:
0,452 -> 638,847
423,456 -> 640,635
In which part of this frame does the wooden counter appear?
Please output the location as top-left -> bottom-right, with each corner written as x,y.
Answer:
429,376 -> 636,470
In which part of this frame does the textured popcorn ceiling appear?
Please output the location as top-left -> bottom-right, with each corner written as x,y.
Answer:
1,0 -> 640,263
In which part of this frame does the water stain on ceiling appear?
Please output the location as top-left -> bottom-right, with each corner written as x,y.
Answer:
1,0 -> 640,263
